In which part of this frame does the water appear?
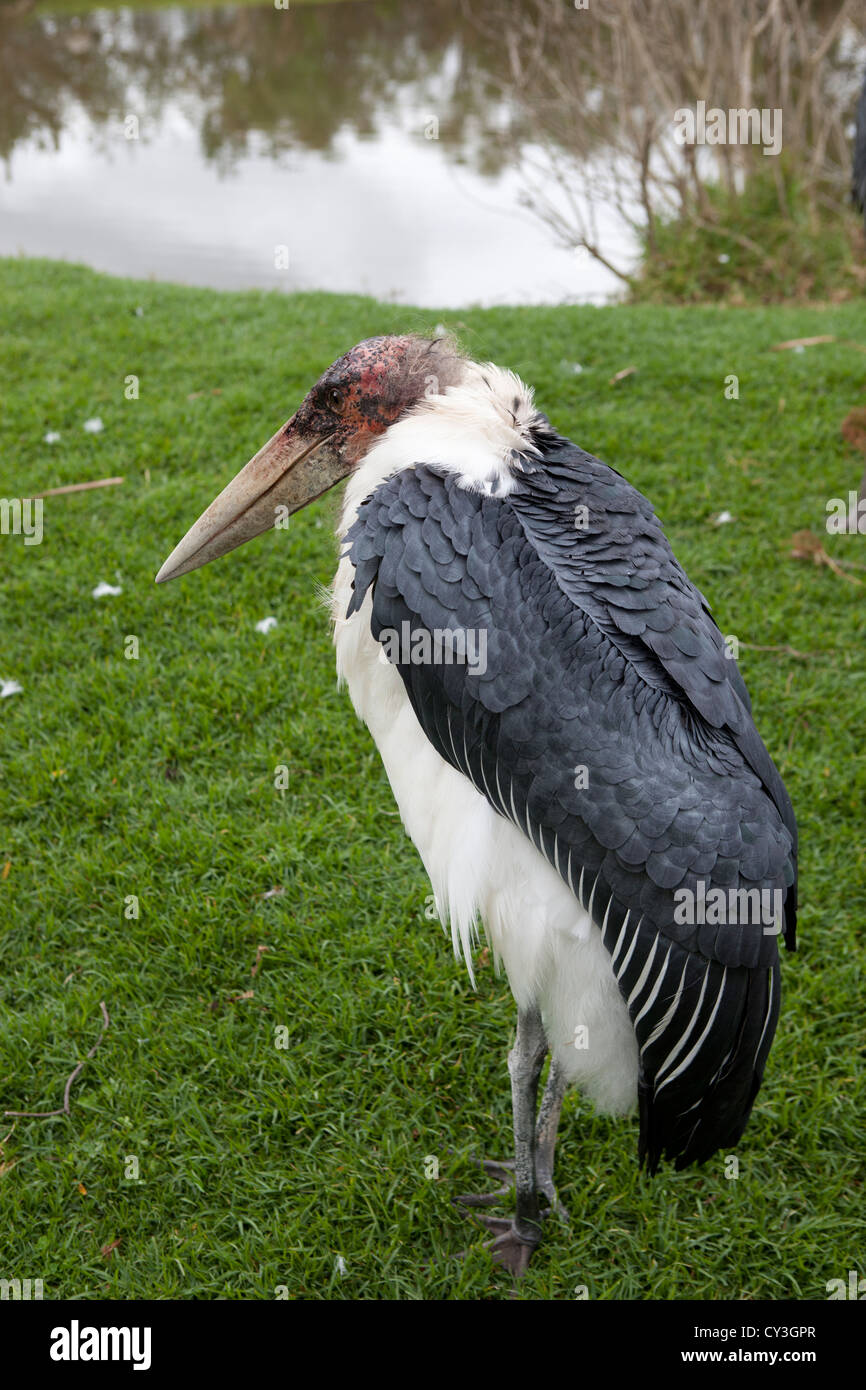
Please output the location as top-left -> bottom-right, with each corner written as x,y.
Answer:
0,0 -> 634,306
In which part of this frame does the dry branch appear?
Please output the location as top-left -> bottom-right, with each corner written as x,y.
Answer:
3,1002 -> 111,1119
27,477 -> 125,499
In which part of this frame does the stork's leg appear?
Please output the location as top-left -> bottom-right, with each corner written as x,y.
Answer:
535,1056 -> 568,1219
509,1005 -> 548,1238
453,1010 -> 571,1273
476,1005 -> 549,1276
455,1058 -> 570,1217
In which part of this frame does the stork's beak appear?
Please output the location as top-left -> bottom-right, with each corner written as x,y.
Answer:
155,418 -> 347,583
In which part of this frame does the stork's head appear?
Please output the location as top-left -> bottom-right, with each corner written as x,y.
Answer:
155,334 -> 463,582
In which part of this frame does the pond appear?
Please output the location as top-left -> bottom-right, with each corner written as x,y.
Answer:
0,0 -> 635,306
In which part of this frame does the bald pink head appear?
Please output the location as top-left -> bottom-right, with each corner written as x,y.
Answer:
155,334 -> 463,583
293,334 -> 464,462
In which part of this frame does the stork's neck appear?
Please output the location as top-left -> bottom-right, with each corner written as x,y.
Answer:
338,361 -> 540,539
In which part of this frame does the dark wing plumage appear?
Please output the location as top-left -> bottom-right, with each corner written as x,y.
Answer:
345,429 -> 797,1171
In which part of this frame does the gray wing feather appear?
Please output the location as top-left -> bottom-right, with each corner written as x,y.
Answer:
345,442 -> 796,1170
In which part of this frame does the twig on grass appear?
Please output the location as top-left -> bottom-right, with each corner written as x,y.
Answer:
251,944 -> 271,978
3,1002 -> 110,1119
739,642 -> 818,662
789,529 -> 864,585
770,335 -> 836,351
26,478 -> 125,500
0,1120 -> 18,1176
609,366 -> 637,385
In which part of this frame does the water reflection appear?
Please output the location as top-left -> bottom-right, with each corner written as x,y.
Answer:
0,0 -> 630,304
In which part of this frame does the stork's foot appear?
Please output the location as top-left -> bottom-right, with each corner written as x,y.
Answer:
453,1156 -> 568,1223
473,1214 -> 541,1278
453,1158 -> 515,1208
453,1157 -> 564,1278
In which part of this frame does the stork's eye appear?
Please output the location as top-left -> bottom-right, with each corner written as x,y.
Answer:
326,387 -> 346,415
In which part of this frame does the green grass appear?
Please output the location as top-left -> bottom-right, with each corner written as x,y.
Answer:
0,257 -> 864,1301
632,167 -> 866,306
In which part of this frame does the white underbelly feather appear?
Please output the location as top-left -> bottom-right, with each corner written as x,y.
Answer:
331,554 -> 638,1115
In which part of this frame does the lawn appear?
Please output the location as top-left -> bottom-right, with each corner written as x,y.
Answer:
0,257 -> 864,1300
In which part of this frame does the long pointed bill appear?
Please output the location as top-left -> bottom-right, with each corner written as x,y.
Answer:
155,419 -> 347,583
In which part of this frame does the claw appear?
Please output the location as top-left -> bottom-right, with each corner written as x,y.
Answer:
455,1212 -> 541,1278
454,1155 -> 569,1223
477,1216 -> 540,1278
452,1156 -> 515,1209
474,1215 -> 514,1236
453,1190 -> 504,1208
479,1158 -> 516,1180
452,1152 -> 565,1276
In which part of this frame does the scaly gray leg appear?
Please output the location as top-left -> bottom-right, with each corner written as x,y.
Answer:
535,1056 -> 568,1218
469,1006 -> 548,1276
456,1063 -> 569,1216
453,1011 -> 571,1273
508,1006 -> 548,1241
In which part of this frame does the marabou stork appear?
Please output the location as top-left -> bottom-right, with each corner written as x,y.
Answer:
156,336 -> 798,1275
